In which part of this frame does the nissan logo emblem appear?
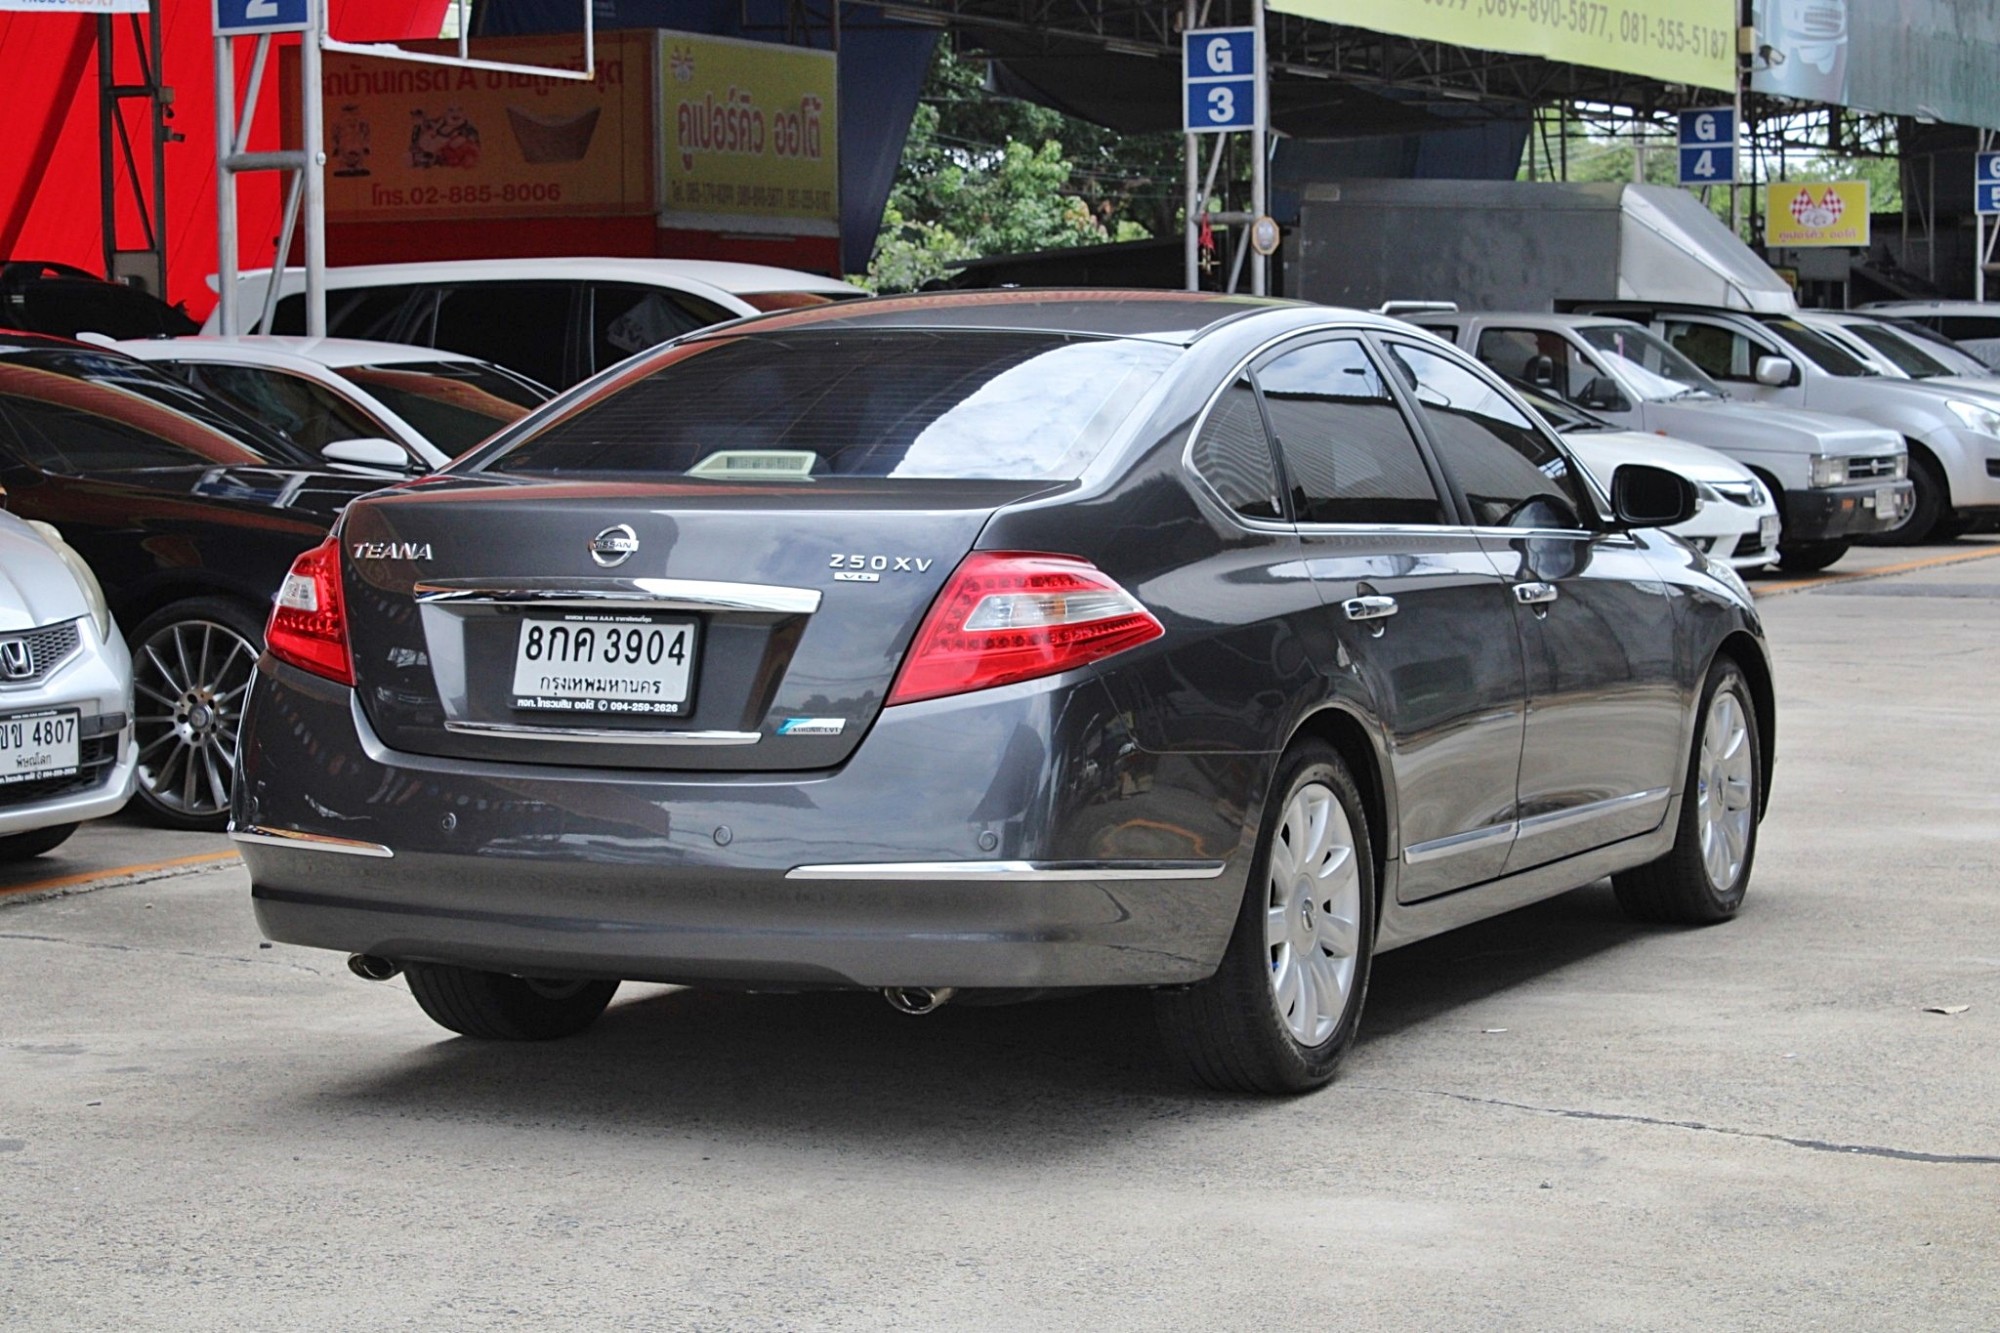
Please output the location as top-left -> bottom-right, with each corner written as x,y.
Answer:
589,524 -> 639,568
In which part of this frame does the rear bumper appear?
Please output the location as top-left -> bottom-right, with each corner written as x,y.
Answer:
232,659 -> 1255,989
1781,479 -> 1912,541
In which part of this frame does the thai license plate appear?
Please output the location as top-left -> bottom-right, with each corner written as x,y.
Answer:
1876,486 -> 1901,518
1759,515 -> 1780,548
0,709 -> 79,784
509,615 -> 697,716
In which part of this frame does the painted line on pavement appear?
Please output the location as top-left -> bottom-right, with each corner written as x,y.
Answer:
1754,544 -> 2000,598
0,850 -> 240,901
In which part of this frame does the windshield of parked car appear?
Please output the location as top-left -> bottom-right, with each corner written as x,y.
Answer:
1757,316 -> 1876,377
0,350 -> 319,470
343,361 -> 547,454
1880,318 -> 1993,374
1841,322 -> 1956,378
1574,324 -> 1722,401
472,331 -> 1177,481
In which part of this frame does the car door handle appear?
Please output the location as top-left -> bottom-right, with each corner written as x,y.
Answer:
1513,581 -> 1559,607
1343,595 -> 1399,622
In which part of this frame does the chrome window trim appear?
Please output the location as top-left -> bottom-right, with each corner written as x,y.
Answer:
229,825 -> 394,858
1402,821 -> 1517,867
439,719 -> 761,746
785,859 -> 1228,882
414,577 -> 820,616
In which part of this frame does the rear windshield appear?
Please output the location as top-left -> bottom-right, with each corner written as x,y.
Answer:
473,331 -> 1177,481
342,360 -> 547,454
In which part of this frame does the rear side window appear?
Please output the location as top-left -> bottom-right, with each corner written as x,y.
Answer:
590,283 -> 733,371
433,283 -> 573,388
1937,316 -> 2000,341
1473,327 -> 1597,402
477,331 -> 1176,481
1256,338 -> 1446,526
1190,377 -> 1281,519
271,284 -> 426,340
1385,342 -> 1591,530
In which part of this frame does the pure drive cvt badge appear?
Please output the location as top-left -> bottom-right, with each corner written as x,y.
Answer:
777,718 -> 845,736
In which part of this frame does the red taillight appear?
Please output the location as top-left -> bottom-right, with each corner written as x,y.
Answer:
266,536 -> 353,686
886,552 -> 1164,706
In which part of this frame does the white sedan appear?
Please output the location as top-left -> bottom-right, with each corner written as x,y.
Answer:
1509,378 -> 1781,571
110,336 -> 550,472
0,513 -> 133,860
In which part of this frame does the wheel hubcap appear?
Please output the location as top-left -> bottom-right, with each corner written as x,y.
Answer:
1696,687 -> 1756,891
1265,780 -> 1362,1047
134,618 -> 257,819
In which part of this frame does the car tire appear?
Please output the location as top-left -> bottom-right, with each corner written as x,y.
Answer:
1775,539 -> 1847,574
404,963 -> 620,1040
1154,743 -> 1376,1094
1613,659 -> 1761,925
0,822 -> 78,862
1872,454 -> 1950,546
129,596 -> 266,831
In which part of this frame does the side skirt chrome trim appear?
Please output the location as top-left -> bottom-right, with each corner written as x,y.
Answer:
441,720 -> 761,746
786,860 -> 1229,882
1403,821 -> 1517,867
229,826 -> 394,858
1515,786 -> 1672,837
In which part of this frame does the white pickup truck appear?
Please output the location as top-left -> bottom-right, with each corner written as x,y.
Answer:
1578,302 -> 1998,546
1411,311 -> 1911,572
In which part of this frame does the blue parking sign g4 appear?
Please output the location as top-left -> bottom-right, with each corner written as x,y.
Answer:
214,0 -> 310,37
1677,107 -> 1736,186
1184,27 -> 1258,134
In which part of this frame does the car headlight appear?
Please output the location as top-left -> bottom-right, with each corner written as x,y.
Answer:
1946,399 -> 2000,437
27,520 -> 112,642
1808,455 -> 1849,488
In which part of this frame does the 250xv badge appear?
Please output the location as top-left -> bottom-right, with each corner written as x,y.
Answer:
829,553 -> 933,583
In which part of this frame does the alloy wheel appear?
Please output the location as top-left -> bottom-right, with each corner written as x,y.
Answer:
133,617 -> 258,821
1265,780 -> 1364,1046
1696,687 -> 1756,890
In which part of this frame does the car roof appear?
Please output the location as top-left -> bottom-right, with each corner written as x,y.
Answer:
0,328 -> 106,356
1417,311 -> 1646,330
685,289 -> 1324,345
227,256 -> 855,297
115,335 -> 485,370
1857,301 -> 2000,314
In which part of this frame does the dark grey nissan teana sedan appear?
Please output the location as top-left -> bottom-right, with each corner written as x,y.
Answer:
229,291 -> 1772,1094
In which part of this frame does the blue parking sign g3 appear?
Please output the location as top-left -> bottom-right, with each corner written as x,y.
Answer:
1184,27 -> 1257,134
1977,153 -> 2000,216
214,0 -> 310,37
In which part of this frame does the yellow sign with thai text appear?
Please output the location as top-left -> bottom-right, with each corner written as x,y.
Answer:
659,33 -> 839,236
291,32 -> 656,224
1266,0 -> 1735,91
1764,182 -> 1871,248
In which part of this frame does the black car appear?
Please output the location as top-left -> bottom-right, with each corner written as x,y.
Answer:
0,332 -> 387,828
231,293 -> 1773,1093
1,261 -> 199,340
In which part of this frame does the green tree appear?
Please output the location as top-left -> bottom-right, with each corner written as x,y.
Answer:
863,45 -> 1181,291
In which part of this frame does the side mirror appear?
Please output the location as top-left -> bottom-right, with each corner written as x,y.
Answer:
1576,374 -> 1629,413
321,437 -> 416,472
1755,355 -> 1798,387
1610,463 -> 1699,529
1525,354 -> 1557,388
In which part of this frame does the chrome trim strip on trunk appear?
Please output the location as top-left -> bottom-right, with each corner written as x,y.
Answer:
1515,787 -> 1672,836
785,860 -> 1228,882
228,826 -> 394,858
440,719 -> 762,746
1403,821 -> 1517,867
413,577 -> 821,615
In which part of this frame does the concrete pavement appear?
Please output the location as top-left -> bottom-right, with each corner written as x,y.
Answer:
2,546 -> 1997,1330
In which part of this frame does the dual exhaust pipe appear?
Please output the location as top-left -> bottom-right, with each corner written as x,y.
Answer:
354,954 -> 955,1016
